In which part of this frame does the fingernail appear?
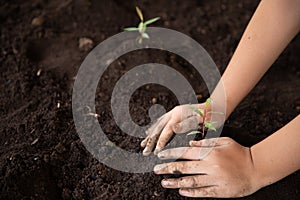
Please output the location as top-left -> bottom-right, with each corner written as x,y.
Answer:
143,148 -> 150,156
162,180 -> 172,187
153,164 -> 163,173
180,189 -> 189,195
157,152 -> 164,159
189,141 -> 194,146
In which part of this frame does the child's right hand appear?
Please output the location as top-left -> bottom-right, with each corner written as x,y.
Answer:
141,103 -> 209,156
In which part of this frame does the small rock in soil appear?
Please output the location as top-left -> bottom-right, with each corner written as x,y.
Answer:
154,191 -> 160,196
31,138 -> 39,145
79,37 -> 93,51
31,16 -> 44,27
37,69 -> 42,76
151,97 -> 157,104
196,94 -> 203,100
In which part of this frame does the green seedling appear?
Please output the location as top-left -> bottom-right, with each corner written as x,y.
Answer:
124,6 -> 160,43
105,141 -> 115,147
188,98 -> 223,138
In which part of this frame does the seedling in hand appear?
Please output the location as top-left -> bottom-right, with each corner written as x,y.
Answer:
188,98 -> 223,138
124,6 -> 160,43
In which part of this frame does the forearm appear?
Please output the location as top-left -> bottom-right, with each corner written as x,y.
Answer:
251,115 -> 300,188
212,0 -> 300,118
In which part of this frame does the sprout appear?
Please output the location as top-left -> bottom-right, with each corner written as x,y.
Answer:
188,98 -> 223,137
124,6 -> 160,43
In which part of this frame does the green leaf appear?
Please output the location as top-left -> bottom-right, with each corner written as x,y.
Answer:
187,130 -> 202,136
205,121 -> 217,125
207,111 -> 224,115
142,32 -> 149,39
136,6 -> 144,22
189,106 -> 204,117
205,98 -> 212,107
204,122 -> 217,131
144,17 -> 160,25
124,27 -> 139,31
105,141 -> 115,147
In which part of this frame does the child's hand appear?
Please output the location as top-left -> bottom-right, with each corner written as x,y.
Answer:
154,137 -> 260,198
141,103 -> 209,156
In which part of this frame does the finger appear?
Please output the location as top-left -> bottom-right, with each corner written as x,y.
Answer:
143,116 -> 169,156
154,161 -> 210,174
140,137 -> 148,147
161,175 -> 214,189
145,114 -> 165,136
189,137 -> 232,147
179,186 -> 219,198
142,115 -> 166,148
143,135 -> 159,156
158,147 -> 210,160
172,116 -> 199,134
154,121 -> 175,154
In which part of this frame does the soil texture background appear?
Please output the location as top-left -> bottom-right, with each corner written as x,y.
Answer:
1,0 -> 299,199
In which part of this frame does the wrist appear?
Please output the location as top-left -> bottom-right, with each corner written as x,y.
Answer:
247,146 -> 264,192
249,145 -> 274,190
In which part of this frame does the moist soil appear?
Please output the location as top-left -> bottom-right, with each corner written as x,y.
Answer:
1,0 -> 299,199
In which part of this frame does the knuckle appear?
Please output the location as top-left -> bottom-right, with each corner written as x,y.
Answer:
173,163 -> 180,172
169,164 -> 178,173
172,122 -> 180,132
177,177 -> 184,187
146,137 -> 155,147
188,176 -> 198,187
170,163 -> 183,174
178,177 -> 188,187
206,187 -> 217,197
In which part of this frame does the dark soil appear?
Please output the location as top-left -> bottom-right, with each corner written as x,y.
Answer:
1,0 -> 299,199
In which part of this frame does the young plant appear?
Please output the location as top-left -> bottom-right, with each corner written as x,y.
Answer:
124,6 -> 160,43
188,98 -> 223,138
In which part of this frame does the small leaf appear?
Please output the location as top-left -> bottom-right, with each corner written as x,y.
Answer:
187,130 -> 202,136
207,111 -> 224,115
124,27 -> 139,31
136,6 -> 144,22
105,141 -> 115,147
144,17 -> 160,25
205,98 -> 212,107
204,121 -> 217,125
142,32 -> 149,39
189,106 -> 204,117
204,122 -> 216,131
138,22 -> 144,33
